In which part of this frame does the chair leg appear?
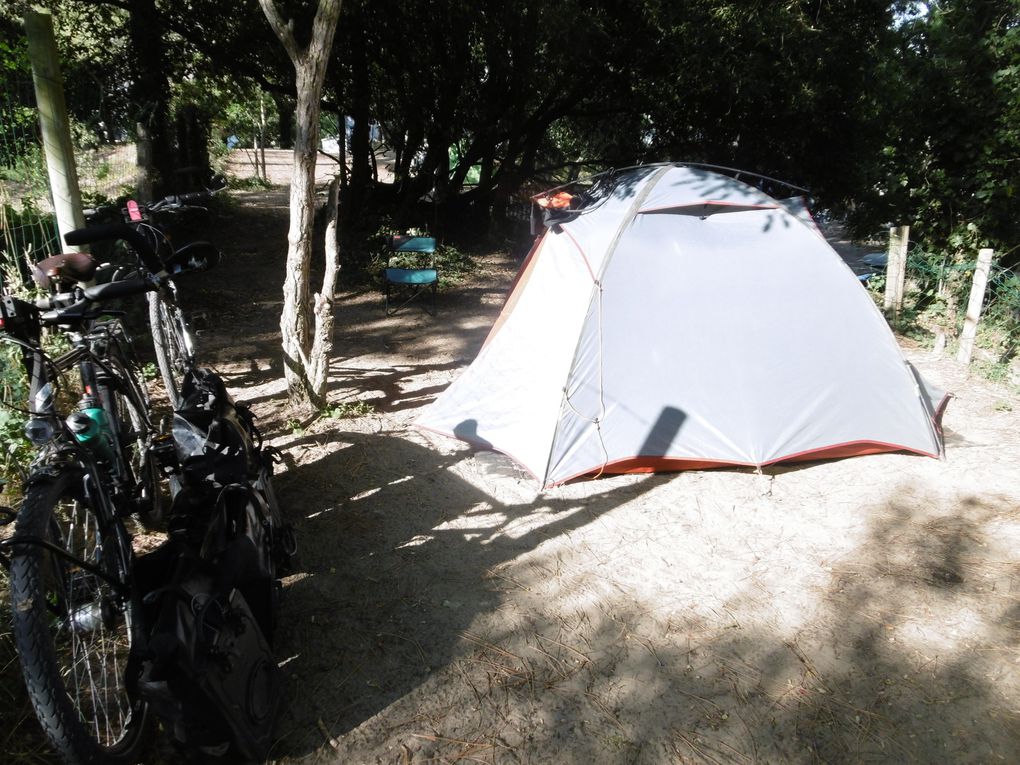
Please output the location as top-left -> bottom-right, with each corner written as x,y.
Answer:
385,280 -> 437,316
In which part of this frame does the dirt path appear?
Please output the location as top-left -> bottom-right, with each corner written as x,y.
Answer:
175,188 -> 1020,765
4,186 -> 1016,765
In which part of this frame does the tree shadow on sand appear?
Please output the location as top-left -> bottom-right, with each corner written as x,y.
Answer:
269,432 -> 1020,764
268,430 -> 669,758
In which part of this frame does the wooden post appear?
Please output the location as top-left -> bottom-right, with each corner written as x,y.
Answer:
883,225 -> 909,326
24,8 -> 85,251
957,248 -> 995,366
258,94 -> 268,180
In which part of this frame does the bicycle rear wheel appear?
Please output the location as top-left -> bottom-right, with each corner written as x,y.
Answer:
148,289 -> 194,408
9,469 -> 150,765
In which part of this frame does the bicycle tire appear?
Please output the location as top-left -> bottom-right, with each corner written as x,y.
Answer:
9,469 -> 151,765
147,290 -> 194,408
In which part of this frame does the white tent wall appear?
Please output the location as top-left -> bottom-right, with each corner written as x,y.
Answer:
418,164 -> 947,488
545,204 -> 942,485
417,232 -> 595,479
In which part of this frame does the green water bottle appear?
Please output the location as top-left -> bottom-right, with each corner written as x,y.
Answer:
67,403 -> 116,464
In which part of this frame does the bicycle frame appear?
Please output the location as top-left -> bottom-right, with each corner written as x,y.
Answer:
2,309 -> 147,585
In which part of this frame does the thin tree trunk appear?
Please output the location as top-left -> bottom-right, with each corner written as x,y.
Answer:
260,0 -> 343,408
279,66 -> 321,403
309,174 -> 342,394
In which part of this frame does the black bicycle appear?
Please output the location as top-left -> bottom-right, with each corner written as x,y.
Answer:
0,271 -> 166,764
77,187 -> 222,407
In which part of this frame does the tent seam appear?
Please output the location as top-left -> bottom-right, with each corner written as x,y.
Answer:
542,165 -> 671,487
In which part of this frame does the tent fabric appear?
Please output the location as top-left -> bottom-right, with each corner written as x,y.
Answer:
417,164 -> 948,488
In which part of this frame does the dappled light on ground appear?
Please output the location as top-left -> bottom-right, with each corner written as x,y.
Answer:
4,187 -> 1008,764
188,189 -> 1020,765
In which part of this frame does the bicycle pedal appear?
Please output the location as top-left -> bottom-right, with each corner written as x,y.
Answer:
149,433 -> 179,475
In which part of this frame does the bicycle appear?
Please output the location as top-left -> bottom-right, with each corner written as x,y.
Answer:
0,270 -> 167,764
77,187 -> 222,407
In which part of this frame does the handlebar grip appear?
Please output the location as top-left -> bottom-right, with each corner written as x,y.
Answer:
34,292 -> 75,310
83,277 -> 153,302
176,191 -> 210,206
64,223 -> 163,275
64,223 -> 126,247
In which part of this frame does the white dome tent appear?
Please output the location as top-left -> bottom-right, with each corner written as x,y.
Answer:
418,163 -> 949,488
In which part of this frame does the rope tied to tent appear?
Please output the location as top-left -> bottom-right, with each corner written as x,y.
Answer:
560,278 -> 611,479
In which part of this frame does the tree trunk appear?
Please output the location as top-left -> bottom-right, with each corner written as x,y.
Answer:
348,8 -> 372,217
129,0 -> 174,199
260,0 -> 343,408
309,174 -> 342,395
279,66 -> 323,405
273,94 -> 295,149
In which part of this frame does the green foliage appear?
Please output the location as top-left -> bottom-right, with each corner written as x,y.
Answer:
0,255 -> 33,485
226,174 -> 272,190
364,223 -> 477,288
320,400 -> 375,419
852,1 -> 1019,254
0,199 -> 59,269
0,343 -> 31,482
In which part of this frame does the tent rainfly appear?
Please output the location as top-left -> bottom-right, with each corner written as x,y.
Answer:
417,164 -> 949,488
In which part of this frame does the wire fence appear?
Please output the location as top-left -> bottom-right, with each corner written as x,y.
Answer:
0,62 -> 138,291
892,246 -> 1020,368
0,68 -> 61,282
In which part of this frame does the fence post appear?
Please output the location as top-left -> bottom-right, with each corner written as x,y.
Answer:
957,248 -> 995,366
23,8 -> 85,252
883,225 -> 909,326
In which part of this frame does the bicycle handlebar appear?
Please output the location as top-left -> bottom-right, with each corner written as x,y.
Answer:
64,223 -> 163,275
150,191 -> 211,210
82,276 -> 154,302
33,276 -> 154,317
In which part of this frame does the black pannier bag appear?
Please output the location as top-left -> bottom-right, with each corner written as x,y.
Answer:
135,368 -> 295,761
172,367 -> 259,486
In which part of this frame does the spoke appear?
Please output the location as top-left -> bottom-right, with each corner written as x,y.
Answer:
50,496 -> 134,748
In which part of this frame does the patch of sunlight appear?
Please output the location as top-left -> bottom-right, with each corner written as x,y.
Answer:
397,534 -> 435,549
433,511 -> 507,534
486,504 -> 587,542
351,487 -> 381,501
894,606 -> 989,654
306,503 -> 345,519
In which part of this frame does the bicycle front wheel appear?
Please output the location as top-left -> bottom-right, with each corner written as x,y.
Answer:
148,290 -> 194,407
9,469 -> 150,765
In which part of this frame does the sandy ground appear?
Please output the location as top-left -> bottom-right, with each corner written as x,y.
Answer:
186,188 -> 1020,765
221,147 -> 393,187
3,184 -> 1018,765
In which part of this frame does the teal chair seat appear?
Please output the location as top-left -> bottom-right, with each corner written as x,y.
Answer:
385,267 -> 438,285
384,235 -> 438,315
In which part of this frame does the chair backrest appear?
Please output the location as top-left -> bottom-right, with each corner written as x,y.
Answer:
390,235 -> 436,254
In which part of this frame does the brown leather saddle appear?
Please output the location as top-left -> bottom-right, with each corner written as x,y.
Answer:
31,252 -> 99,290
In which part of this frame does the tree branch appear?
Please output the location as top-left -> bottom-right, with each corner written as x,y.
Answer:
258,0 -> 302,64
312,0 -> 344,56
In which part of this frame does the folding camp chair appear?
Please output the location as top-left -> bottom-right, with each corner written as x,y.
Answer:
384,235 -> 438,315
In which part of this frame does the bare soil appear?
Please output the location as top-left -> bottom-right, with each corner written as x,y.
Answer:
202,188 -> 1020,765
4,185 -> 1020,765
